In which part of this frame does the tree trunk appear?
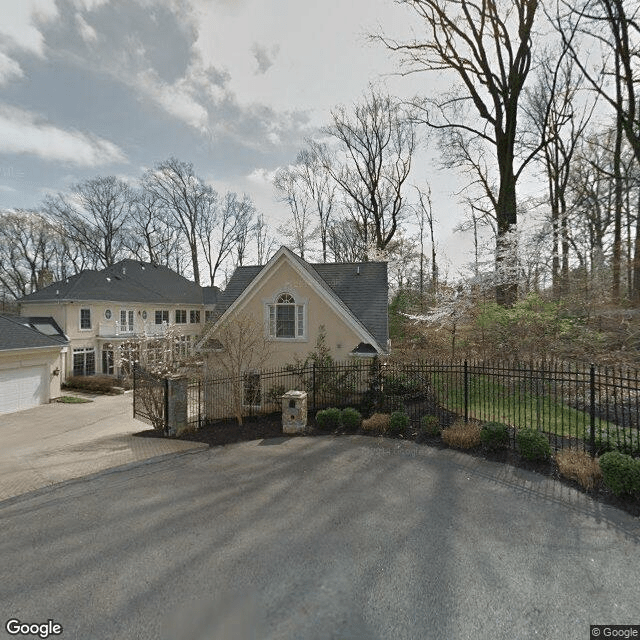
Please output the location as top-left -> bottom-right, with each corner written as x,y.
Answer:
495,152 -> 518,307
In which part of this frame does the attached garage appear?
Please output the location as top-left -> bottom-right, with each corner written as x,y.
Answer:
0,365 -> 47,414
0,315 -> 68,416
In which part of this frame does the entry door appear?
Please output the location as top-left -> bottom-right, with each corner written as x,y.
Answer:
102,349 -> 114,375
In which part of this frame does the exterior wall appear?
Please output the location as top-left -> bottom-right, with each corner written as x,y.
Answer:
217,257 -> 368,369
0,346 -> 66,402
20,300 -> 206,377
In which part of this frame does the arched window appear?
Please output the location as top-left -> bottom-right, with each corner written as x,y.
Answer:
268,292 -> 304,338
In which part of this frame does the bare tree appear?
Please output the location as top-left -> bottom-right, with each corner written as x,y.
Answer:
414,185 -> 438,297
45,176 -> 133,269
321,88 -> 417,256
379,0 -> 541,305
142,158 -> 216,285
253,213 -> 278,265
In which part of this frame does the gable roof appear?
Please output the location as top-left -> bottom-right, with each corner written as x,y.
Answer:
19,260 -> 217,306
211,247 -> 388,351
0,315 -> 69,352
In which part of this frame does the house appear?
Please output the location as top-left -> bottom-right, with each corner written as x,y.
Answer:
201,246 -> 389,368
0,315 -> 69,414
18,260 -> 218,380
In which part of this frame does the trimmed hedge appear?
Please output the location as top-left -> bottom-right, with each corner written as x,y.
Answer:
480,422 -> 510,450
315,407 -> 342,431
388,411 -> 410,436
599,451 -> 640,497
341,407 -> 362,432
516,428 -> 551,461
63,375 -> 120,394
420,415 -> 440,437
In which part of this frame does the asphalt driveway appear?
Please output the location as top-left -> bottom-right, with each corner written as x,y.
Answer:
0,393 -> 206,501
1,435 -> 638,640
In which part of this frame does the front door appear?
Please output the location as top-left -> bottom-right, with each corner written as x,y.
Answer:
102,349 -> 114,375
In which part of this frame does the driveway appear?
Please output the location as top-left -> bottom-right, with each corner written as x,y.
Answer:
1,436 -> 638,640
0,392 -> 207,501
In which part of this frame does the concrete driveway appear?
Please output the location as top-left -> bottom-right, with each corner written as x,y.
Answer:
0,436 -> 638,640
0,392 -> 206,501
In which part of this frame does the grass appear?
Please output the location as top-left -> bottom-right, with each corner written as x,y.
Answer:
429,371 -> 619,443
54,396 -> 93,404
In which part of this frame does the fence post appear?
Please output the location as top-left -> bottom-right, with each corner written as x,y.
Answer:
590,363 -> 596,457
464,360 -> 469,423
132,363 -> 137,418
312,363 -> 316,411
164,376 -> 169,436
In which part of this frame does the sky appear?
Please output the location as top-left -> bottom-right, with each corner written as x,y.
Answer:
0,0 -> 478,284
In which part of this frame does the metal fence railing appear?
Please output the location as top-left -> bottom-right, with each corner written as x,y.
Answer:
137,359 -> 640,457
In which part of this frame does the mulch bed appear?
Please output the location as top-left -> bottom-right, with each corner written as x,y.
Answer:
134,414 -> 640,519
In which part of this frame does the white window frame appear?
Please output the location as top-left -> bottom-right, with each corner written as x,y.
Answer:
73,347 -> 95,376
155,310 -> 169,325
265,291 -> 307,341
120,309 -> 134,334
175,309 -> 187,324
190,309 -> 201,324
79,308 -> 92,331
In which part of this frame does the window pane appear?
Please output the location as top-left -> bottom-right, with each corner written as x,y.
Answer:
276,305 -> 295,337
297,305 -> 304,336
80,309 -> 91,329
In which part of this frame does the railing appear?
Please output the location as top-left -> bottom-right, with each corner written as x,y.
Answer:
98,321 -> 169,338
182,359 -> 640,456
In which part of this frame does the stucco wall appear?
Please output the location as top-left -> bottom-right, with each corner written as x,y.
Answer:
213,257 -> 369,369
0,347 -> 66,401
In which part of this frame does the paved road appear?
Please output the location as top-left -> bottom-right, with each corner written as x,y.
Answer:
1,436 -> 638,640
0,393 -> 206,501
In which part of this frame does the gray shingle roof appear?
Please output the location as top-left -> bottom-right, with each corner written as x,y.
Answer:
0,315 -> 68,351
213,249 -> 388,350
19,260 -> 211,305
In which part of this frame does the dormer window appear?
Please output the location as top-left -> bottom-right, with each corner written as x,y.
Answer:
268,293 -> 305,339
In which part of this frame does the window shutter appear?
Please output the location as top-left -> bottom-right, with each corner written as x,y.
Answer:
269,305 -> 275,337
297,305 -> 304,336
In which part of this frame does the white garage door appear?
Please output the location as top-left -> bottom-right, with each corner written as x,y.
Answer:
0,366 -> 47,415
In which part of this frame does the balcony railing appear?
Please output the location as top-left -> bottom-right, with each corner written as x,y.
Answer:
98,321 -> 170,338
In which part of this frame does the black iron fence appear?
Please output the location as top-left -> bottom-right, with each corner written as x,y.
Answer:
136,359 -> 640,456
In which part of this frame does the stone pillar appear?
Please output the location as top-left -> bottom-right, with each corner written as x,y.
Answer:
282,390 -> 308,435
166,377 -> 188,436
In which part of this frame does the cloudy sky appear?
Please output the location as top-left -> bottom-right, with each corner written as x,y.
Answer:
0,0 -> 476,280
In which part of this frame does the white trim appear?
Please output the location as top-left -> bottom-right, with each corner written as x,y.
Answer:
79,307 -> 92,331
205,247 -> 383,353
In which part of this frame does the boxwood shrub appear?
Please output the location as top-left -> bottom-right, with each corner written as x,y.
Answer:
480,422 -> 510,450
387,411 -> 410,436
63,375 -> 120,394
420,415 -> 440,437
516,428 -> 551,461
315,407 -> 342,431
599,451 -> 640,497
341,407 -> 362,432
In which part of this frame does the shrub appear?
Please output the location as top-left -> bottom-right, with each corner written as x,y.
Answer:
341,407 -> 362,432
63,375 -> 119,394
594,431 -> 640,457
599,451 -> 640,497
442,420 -> 481,449
420,415 -> 440,437
315,407 -> 342,431
388,411 -> 410,436
555,449 -> 603,490
516,428 -> 551,461
362,413 -> 391,433
480,422 -> 510,450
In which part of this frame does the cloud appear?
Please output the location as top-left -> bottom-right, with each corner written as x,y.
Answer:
0,0 -> 59,57
251,43 -> 279,75
0,52 -> 24,85
0,104 -> 127,166
74,12 -> 98,43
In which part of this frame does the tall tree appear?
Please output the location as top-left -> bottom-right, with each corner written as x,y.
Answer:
45,176 -> 133,269
380,0 -> 541,305
321,88 -> 417,256
143,158 -> 216,285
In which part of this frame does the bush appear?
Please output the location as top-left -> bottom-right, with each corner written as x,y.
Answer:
315,407 -> 342,431
599,451 -> 640,497
555,449 -> 603,491
420,415 -> 440,437
341,407 -> 362,432
594,431 -> 640,457
516,428 -> 551,461
442,420 -> 481,449
388,411 -> 410,436
63,375 -> 120,394
362,413 -> 391,433
480,422 -> 510,450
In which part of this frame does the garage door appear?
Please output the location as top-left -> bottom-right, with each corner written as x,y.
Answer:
0,366 -> 47,415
